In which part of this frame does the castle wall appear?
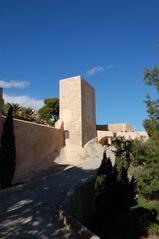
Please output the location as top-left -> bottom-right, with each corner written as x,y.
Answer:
60,76 -> 96,147
107,123 -> 134,132
2,117 -> 64,183
97,130 -> 148,146
116,131 -> 148,140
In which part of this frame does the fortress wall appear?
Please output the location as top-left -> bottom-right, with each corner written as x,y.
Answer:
107,123 -> 134,132
96,124 -> 134,132
2,117 -> 64,183
116,131 -> 148,140
97,130 -> 148,146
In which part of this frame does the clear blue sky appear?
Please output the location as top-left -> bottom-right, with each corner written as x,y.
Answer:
0,0 -> 159,130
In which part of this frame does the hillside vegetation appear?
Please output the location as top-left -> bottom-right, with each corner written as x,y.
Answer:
91,56 -> 159,238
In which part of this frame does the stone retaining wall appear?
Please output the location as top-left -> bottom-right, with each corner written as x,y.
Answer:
1,117 -> 64,183
59,177 -> 100,239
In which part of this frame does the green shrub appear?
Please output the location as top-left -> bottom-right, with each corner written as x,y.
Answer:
92,139 -> 159,239
0,106 -> 16,188
131,139 -> 159,199
92,152 -> 136,238
149,223 -> 159,236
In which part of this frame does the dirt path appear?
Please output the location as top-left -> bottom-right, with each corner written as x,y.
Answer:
0,160 -> 100,239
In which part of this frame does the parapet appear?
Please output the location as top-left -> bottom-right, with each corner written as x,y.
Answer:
97,123 -> 134,132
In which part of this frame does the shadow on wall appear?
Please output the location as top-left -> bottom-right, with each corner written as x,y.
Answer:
99,136 -> 109,146
0,164 -> 97,239
1,117 -> 65,184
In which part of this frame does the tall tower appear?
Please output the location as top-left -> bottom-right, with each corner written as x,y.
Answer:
60,76 -> 96,147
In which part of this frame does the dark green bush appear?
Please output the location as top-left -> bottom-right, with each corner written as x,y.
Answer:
92,151 -> 136,238
131,138 -> 159,199
91,148 -> 158,239
0,106 -> 16,189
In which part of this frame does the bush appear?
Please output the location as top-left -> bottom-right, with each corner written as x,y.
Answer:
131,139 -> 159,199
92,139 -> 159,239
38,98 -> 59,124
92,151 -> 136,238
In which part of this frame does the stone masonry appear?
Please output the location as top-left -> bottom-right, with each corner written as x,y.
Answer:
60,76 -> 97,147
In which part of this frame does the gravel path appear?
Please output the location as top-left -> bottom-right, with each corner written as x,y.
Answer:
0,159 -> 101,239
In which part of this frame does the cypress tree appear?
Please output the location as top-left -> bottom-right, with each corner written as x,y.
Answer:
0,105 -> 16,188
92,148 -> 137,238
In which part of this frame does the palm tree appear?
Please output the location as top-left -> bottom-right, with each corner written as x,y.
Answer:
10,103 -> 21,118
21,107 -> 34,121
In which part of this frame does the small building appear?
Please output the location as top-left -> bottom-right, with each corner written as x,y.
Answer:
97,123 -> 148,146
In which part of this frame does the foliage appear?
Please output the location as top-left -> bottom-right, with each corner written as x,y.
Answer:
144,66 -> 159,91
132,138 -> 159,167
143,94 -> 159,138
2,98 -> 59,126
92,48 -> 159,238
2,101 -> 58,126
2,103 -> 22,118
0,105 -> 16,188
143,118 -> 159,138
131,138 -> 159,199
143,66 -> 159,138
92,151 -> 137,239
20,107 -> 34,121
129,61 -> 159,200
38,98 -> 59,125
92,143 -> 159,239
112,136 -> 133,170
149,223 -> 159,236
135,197 -> 159,236
2,103 -> 10,116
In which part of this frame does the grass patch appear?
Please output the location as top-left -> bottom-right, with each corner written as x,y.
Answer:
134,197 -> 159,237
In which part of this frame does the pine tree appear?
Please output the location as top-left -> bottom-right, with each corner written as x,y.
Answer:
0,105 -> 16,188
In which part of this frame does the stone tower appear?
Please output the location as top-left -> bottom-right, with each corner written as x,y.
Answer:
60,76 -> 97,147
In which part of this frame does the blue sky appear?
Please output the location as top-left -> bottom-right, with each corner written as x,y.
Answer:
0,0 -> 159,130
